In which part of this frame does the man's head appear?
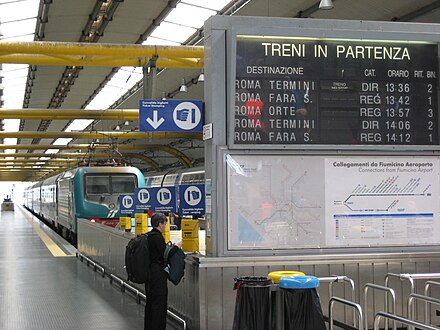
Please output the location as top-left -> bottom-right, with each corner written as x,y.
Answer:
151,212 -> 167,232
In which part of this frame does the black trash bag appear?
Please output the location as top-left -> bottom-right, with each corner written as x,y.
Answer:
282,288 -> 326,330
232,276 -> 273,330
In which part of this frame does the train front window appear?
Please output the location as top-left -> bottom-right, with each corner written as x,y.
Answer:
112,175 -> 137,194
86,176 -> 111,195
85,174 -> 137,196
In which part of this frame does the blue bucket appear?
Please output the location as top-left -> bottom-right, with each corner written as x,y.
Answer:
279,275 -> 319,289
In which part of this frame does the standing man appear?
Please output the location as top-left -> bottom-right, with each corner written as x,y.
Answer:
144,212 -> 181,330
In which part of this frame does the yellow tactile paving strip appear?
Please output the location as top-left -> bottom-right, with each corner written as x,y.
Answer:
18,205 -> 69,257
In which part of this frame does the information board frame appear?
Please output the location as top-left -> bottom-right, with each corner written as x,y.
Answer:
226,22 -> 440,151
223,148 -> 440,252
203,16 -> 440,257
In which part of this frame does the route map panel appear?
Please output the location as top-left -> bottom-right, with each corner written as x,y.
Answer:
226,154 -> 325,250
226,154 -> 440,250
325,157 -> 440,246
233,36 -> 439,147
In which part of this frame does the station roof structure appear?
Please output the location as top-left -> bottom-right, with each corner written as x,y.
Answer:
0,0 -> 439,181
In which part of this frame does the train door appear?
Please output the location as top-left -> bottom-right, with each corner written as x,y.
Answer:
57,175 -> 75,239
67,179 -> 76,234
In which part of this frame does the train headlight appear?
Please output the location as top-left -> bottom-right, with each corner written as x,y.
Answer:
109,203 -> 115,209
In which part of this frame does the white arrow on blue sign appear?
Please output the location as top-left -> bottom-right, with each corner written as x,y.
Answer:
139,99 -> 203,132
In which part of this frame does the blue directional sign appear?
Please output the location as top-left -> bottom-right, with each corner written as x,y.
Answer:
139,99 -> 203,132
150,187 -> 177,213
179,184 -> 205,216
119,194 -> 135,215
134,187 -> 153,212
134,187 -> 177,213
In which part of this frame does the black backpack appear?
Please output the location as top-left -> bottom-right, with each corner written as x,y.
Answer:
163,242 -> 186,285
125,232 -> 158,284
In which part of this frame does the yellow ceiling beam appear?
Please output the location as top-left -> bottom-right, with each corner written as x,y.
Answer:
0,41 -> 204,68
0,166 -> 60,170
0,41 -> 204,57
0,152 -> 122,158
0,109 -> 139,120
0,155 -> 161,171
0,159 -> 77,163
0,54 -> 203,68
0,144 -> 172,150
0,144 -> 194,169
0,131 -> 202,140
0,173 -> 43,181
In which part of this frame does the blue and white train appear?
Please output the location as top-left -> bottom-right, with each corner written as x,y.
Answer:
24,166 -> 146,244
145,167 -> 204,189
144,167 -> 205,228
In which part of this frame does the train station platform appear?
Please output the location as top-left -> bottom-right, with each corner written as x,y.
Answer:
0,206 -> 147,330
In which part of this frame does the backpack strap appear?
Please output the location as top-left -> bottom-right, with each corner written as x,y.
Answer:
163,241 -> 173,268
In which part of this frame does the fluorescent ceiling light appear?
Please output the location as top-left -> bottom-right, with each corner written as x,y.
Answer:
319,0 -> 334,10
179,78 -> 188,92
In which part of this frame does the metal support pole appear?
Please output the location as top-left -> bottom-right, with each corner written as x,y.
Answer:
143,57 -> 158,99
270,284 -> 284,330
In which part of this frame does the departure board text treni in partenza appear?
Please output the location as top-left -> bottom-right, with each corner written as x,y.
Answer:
234,36 -> 439,146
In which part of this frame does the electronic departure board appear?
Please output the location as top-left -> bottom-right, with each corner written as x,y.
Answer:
233,36 -> 439,146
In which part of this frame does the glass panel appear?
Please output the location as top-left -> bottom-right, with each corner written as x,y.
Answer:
111,175 -> 137,194
86,175 -> 110,195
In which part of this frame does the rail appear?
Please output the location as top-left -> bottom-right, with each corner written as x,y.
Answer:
374,311 -> 438,330
363,283 -> 396,330
424,280 -> 440,324
385,272 -> 440,330
328,297 -> 363,330
319,275 -> 357,327
407,293 -> 440,326
110,273 -> 145,303
77,252 -> 105,276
